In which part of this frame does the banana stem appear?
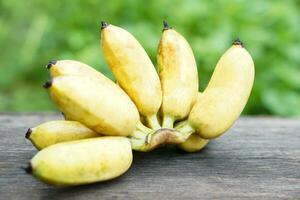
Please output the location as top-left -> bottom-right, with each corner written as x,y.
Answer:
130,138 -> 147,151
175,121 -> 195,139
130,128 -> 187,152
129,129 -> 149,152
130,120 -> 195,152
136,121 -> 152,133
146,114 -> 161,130
162,115 -> 174,129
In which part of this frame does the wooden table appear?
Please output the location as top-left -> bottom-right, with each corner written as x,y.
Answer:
0,113 -> 299,199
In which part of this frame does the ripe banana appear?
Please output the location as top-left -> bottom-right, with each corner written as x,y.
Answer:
157,21 -> 198,128
44,75 -> 139,136
26,120 -> 99,150
46,59 -> 124,121
176,92 -> 209,152
46,60 -> 105,79
46,59 -> 153,133
101,22 -> 162,129
25,137 -> 132,186
178,134 -> 209,153
176,39 -> 255,139
44,60 -> 169,151
22,24 -> 258,188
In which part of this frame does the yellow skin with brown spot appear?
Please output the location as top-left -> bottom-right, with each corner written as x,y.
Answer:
177,43 -> 255,139
157,28 -> 198,128
101,24 -> 162,129
48,76 -> 139,136
30,137 -> 132,186
27,121 -> 99,150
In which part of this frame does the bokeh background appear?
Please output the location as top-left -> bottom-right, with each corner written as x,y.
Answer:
0,0 -> 300,116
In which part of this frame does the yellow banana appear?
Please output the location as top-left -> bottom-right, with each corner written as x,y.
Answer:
178,134 -> 209,153
157,21 -> 198,128
44,60 -> 159,151
46,60 -> 123,121
46,60 -> 105,79
176,39 -> 255,139
25,137 -> 132,186
46,60 -> 135,124
177,92 -> 209,152
101,22 -> 162,129
26,120 -> 99,150
44,75 -> 139,136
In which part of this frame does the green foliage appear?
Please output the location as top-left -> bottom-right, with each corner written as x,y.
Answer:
0,0 -> 299,116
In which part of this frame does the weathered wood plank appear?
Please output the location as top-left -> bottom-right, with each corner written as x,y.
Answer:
0,113 -> 299,200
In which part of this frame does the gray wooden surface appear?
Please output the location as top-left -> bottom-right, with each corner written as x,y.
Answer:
0,113 -> 299,200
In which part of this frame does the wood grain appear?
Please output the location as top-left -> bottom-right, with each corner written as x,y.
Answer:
0,113 -> 299,199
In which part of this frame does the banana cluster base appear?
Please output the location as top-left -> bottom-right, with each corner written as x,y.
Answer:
1,113 -> 299,199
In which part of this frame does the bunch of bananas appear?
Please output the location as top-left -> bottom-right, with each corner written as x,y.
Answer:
24,21 -> 254,186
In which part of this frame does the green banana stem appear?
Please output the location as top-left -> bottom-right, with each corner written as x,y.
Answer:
174,120 -> 195,139
129,129 -> 150,151
130,129 -> 148,151
162,115 -> 175,128
146,114 -> 161,130
136,121 -> 152,133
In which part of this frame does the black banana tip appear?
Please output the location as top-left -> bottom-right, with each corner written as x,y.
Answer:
101,21 -> 109,29
25,128 -> 32,139
46,60 -> 57,69
163,20 -> 172,30
22,162 -> 33,174
232,38 -> 244,47
43,79 -> 53,89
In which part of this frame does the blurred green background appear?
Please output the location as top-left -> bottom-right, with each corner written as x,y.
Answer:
0,0 -> 300,116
